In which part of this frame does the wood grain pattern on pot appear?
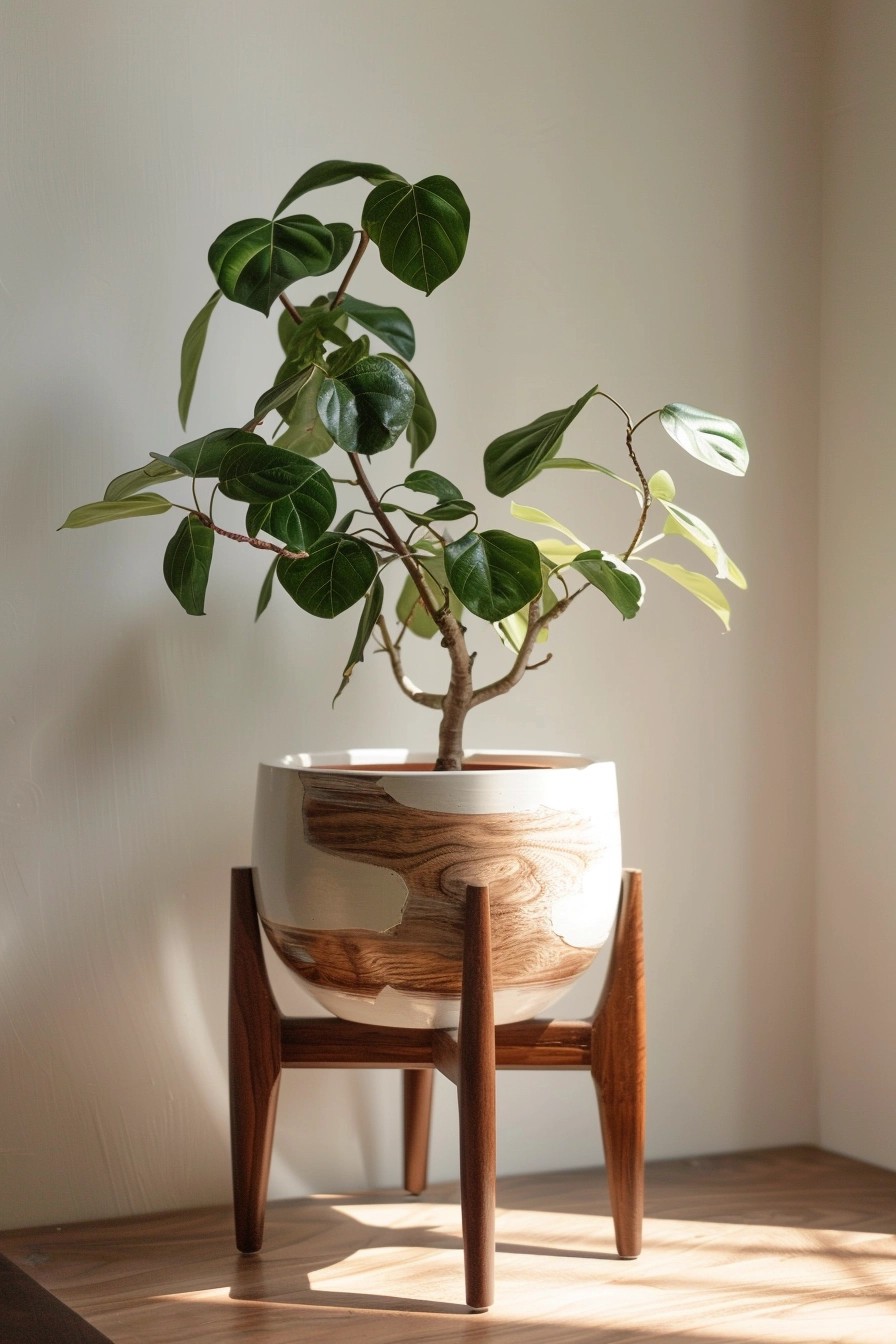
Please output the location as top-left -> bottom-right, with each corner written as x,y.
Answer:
261,768 -> 609,1003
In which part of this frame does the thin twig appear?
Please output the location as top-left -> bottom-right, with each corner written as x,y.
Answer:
192,512 -> 307,560
470,589 -> 584,707
330,230 -> 370,309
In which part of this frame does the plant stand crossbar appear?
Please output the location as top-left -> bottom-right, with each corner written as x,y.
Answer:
229,867 -> 646,1312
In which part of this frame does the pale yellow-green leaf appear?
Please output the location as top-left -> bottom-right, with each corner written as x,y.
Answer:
535,538 -> 587,568
648,470 -> 675,501
642,558 -> 731,629
510,501 -> 586,548
60,494 -> 174,528
661,504 -> 747,589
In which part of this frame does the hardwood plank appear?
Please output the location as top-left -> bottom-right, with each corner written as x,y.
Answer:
0,1147 -> 894,1342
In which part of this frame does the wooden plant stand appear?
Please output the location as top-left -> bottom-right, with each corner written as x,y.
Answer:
229,867 -> 646,1313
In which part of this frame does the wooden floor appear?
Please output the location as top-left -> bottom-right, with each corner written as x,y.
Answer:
1,1147 -> 894,1343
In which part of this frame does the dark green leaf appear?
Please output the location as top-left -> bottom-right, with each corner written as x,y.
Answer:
659,404 -> 749,476
278,301 -> 346,355
404,469 -> 462,501
245,462 -> 336,549
326,335 -> 370,379
163,516 -> 214,615
381,355 -> 436,462
362,176 -> 470,295
60,495 -> 173,528
328,293 -> 415,359
571,550 -> 644,619
104,460 -> 181,501
274,159 -> 403,218
277,532 -> 378,618
164,428 -> 264,478
318,355 -> 415,455
326,222 -> 355,270
255,558 -> 277,621
484,386 -> 599,497
444,529 -> 542,622
254,366 -> 315,421
275,366 -> 334,458
333,576 -> 384,704
208,215 -> 335,315
178,290 -> 221,430
333,509 -> 359,533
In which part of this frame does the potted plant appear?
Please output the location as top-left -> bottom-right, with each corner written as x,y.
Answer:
61,158 -> 748,1030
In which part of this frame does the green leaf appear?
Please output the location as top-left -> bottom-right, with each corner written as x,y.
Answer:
509,501 -> 586,547
484,387 -> 599,497
163,515 -> 214,615
444,529 -> 542,622
278,301 -> 347,355
362,175 -> 470,295
535,538 -> 587,567
383,498 -> 475,526
333,576 -> 385,704
178,290 -> 221,430
395,548 -> 461,638
495,559 -> 556,652
318,355 -> 415,455
104,460 -> 181,501
254,366 -> 315,421
275,366 -> 334,458
274,159 -> 403,217
642,557 -> 731,629
325,335 -> 371,379
255,558 -> 277,621
166,428 -> 264,478
208,215 -> 335,316
404,469 -> 462,501
659,404 -> 749,476
329,294 -> 415,360
660,502 -> 747,589
277,532 -> 378,618
571,550 -> 644,619
60,494 -> 173,528
219,447 -> 336,549
648,469 -> 675,501
381,355 -> 437,462
538,457 -> 639,491
326,222 -> 355,270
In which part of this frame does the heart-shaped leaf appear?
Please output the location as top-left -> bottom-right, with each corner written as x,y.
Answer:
444,530 -> 542,622
333,576 -> 385,704
274,159 -> 403,217
362,176 -> 470,295
275,366 -> 334,458
484,386 -> 599,497
208,215 -> 335,315
318,355 -> 415,455
642,557 -> 731,629
572,550 -> 644,619
178,290 -> 221,430
330,294 -> 415,360
277,532 -> 378,618
659,404 -> 749,476
60,494 -> 173,528
104,460 -> 181,501
163,515 -> 214,615
245,468 -> 337,551
381,355 -> 437,462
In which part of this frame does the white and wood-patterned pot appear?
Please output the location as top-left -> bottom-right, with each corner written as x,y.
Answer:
251,749 -> 622,1029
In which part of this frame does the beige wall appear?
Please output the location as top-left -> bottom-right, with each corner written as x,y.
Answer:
0,0 -> 822,1229
816,0 -> 896,1170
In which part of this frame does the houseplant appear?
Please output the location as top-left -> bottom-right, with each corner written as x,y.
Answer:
62,158 -> 748,1027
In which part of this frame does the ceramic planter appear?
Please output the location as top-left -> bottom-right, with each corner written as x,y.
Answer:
251,749 -> 622,1029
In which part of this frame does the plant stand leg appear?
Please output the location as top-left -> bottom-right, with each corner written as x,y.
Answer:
402,1069 -> 434,1196
590,870 -> 646,1259
229,868 -> 282,1254
457,884 -> 496,1312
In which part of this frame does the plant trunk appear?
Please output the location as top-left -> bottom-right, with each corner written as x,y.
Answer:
434,615 -> 474,771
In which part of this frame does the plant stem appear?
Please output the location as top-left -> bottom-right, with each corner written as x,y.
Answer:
330,230 -> 370,309
279,293 -> 303,325
375,617 -> 443,709
470,589 -> 584,708
621,423 -> 651,559
191,511 -> 307,561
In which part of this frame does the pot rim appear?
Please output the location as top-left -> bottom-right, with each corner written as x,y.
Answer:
259,748 -> 610,774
